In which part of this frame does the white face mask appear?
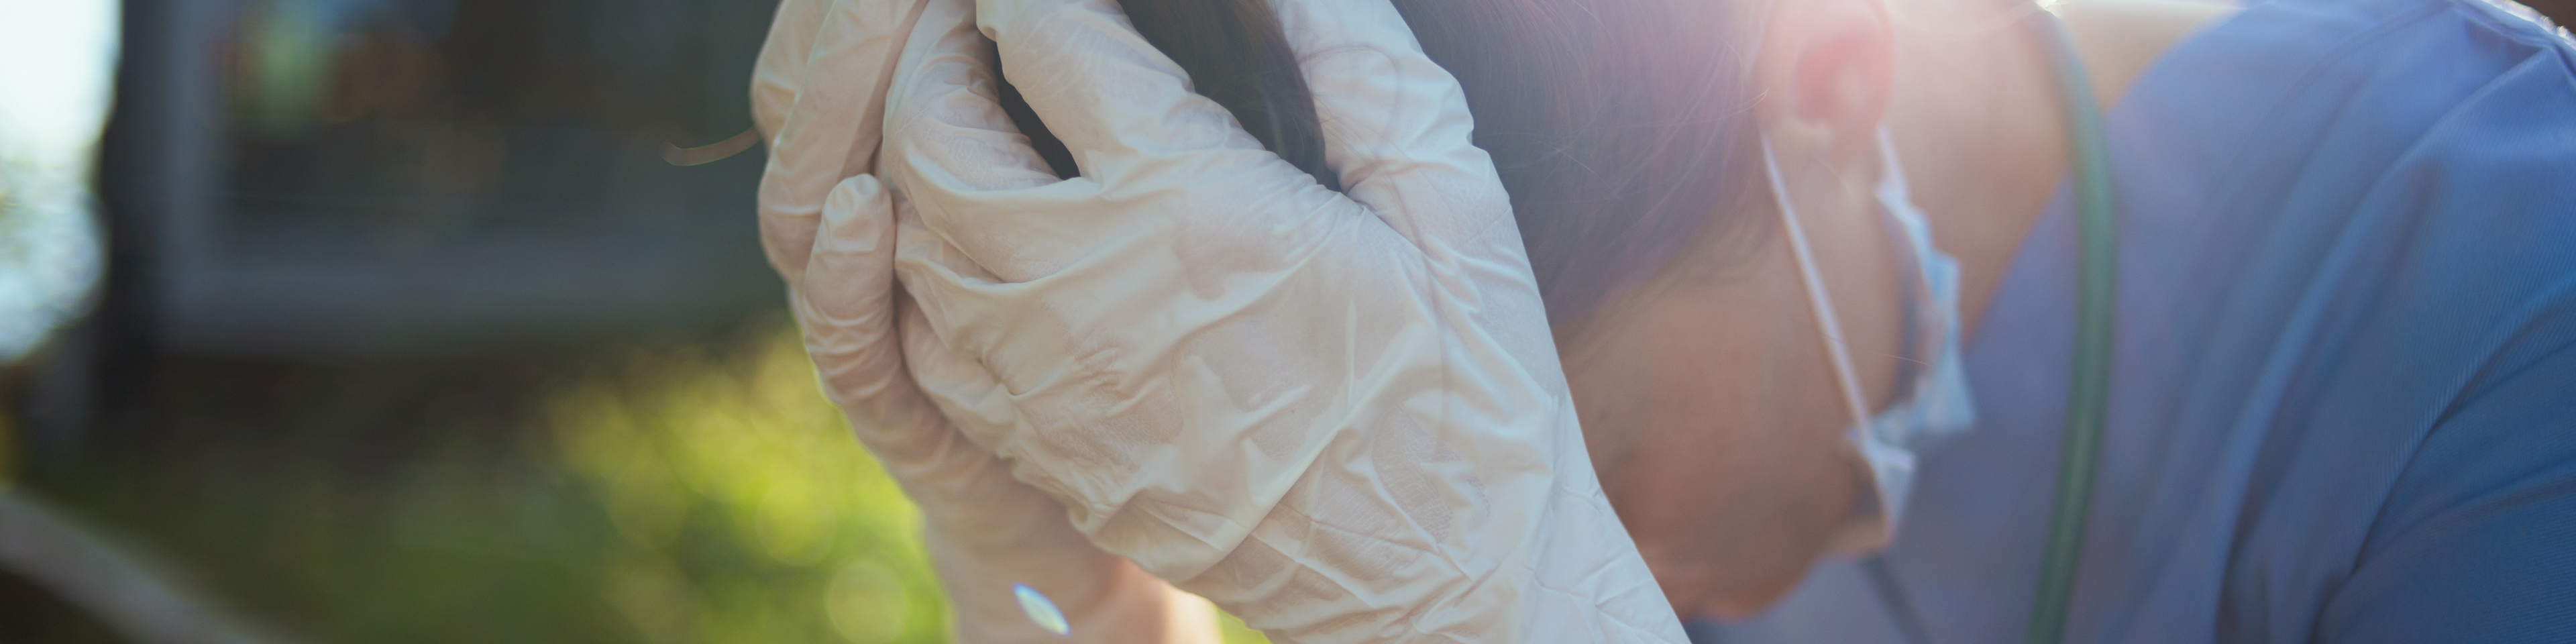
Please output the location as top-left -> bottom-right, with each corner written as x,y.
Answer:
1759,129 -> 1978,554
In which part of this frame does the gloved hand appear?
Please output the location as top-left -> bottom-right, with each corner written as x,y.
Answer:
750,0 -> 1219,641
876,0 -> 1695,639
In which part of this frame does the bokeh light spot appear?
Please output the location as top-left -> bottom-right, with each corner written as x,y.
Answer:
1012,583 -> 1071,637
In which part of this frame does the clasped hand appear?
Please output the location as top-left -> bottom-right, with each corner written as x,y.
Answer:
752,0 -> 1689,640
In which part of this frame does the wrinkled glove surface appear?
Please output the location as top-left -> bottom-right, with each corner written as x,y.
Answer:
752,0 -> 1218,641
873,0 -> 1695,639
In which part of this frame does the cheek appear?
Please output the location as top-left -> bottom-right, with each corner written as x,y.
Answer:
1566,293 -> 1864,619
1688,441 -> 1862,621
1607,381 -> 1854,617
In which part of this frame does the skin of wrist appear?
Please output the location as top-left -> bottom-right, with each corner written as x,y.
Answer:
924,526 -> 1224,643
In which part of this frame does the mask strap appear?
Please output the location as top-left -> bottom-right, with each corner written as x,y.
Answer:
1876,127 -> 1913,201
1760,136 -> 1878,436
1874,127 -> 1940,389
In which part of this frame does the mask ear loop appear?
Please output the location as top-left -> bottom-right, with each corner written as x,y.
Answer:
1874,127 -> 1941,394
1759,136 -> 1879,443
1747,2 -> 1882,437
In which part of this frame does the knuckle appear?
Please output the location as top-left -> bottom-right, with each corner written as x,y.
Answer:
758,213 -> 821,279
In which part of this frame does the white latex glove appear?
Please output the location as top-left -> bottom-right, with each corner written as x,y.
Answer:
750,0 -> 1219,641
875,0 -> 1694,639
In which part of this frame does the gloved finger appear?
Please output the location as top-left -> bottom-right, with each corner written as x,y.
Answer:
757,0 -> 932,229
1272,0 -> 1519,264
1269,0 -> 1566,431
759,191 -> 823,286
858,360 -> 1047,553
750,0 -> 829,140
748,0 -> 829,287
874,0 -> 1078,284
893,238 -> 1019,455
888,193 -> 1143,534
888,0 -> 1346,283
969,0 -> 1269,184
795,181 -> 1016,581
796,175 -> 930,425
887,182 -> 1041,458
888,298 -> 1065,554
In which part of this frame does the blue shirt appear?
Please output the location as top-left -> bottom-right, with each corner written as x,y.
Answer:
1692,0 -> 2576,641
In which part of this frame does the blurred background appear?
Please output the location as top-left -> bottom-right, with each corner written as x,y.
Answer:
0,0 -> 1269,641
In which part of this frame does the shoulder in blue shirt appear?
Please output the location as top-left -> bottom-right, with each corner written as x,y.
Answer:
1695,0 -> 2576,642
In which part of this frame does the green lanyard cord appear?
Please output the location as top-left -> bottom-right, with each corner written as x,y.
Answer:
2024,9 -> 2119,644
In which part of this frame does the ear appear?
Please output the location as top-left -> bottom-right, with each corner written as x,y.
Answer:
1754,0 -> 1896,164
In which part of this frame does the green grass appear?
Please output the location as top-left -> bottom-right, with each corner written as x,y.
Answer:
539,329 -> 951,643
16,321 -> 1269,643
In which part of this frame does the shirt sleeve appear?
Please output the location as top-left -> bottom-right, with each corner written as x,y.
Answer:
2314,331 -> 2576,643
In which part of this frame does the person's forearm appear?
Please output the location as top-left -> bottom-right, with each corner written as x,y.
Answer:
927,528 -> 1223,644
1062,562 -> 1224,644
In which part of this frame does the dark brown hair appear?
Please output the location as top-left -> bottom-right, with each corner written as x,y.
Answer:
1000,0 -> 1770,325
